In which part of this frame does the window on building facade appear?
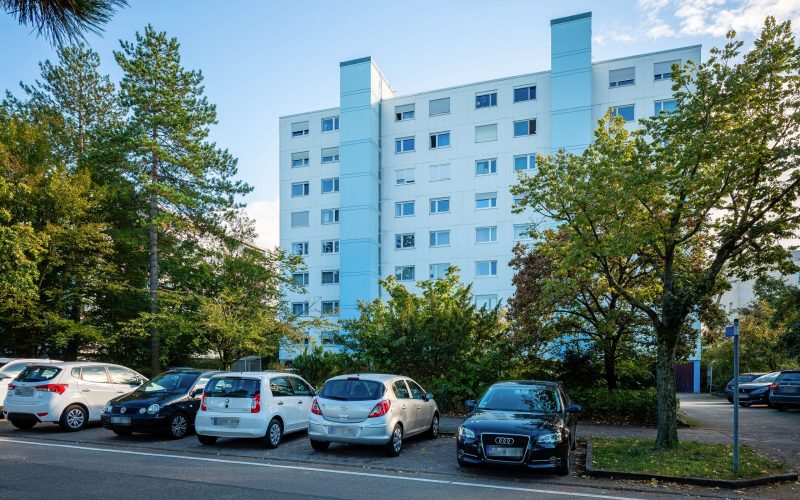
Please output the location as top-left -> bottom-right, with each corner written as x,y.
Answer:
321,177 -> 339,193
291,121 -> 309,137
429,230 -> 450,247
321,146 -> 339,163
430,131 -> 450,149
291,151 -> 310,167
396,167 -> 415,185
321,301 -> 340,315
475,226 -> 498,243
291,242 -> 309,255
475,91 -> 497,108
291,211 -> 309,227
321,270 -> 340,285
291,182 -> 309,197
475,294 -> 498,309
430,263 -> 450,279
654,99 -> 678,115
609,67 -> 635,87
395,265 -> 415,281
475,123 -> 498,142
514,154 -> 536,171
430,197 -> 450,214
321,239 -> 339,254
513,224 -> 533,240
395,136 -> 415,153
513,119 -> 537,137
611,104 -> 635,122
475,260 -> 498,277
654,60 -> 680,81
292,272 -> 309,286
395,233 -> 415,249
475,192 -> 497,209
513,85 -> 537,102
321,331 -> 335,345
513,196 -> 525,207
395,201 -> 415,217
321,208 -> 339,224
395,103 -> 415,121
476,158 -> 497,175
430,163 -> 450,181
291,302 -> 309,316
321,116 -> 339,132
429,97 -> 450,116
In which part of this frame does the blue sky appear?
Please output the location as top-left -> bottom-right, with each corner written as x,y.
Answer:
2,0 -> 798,247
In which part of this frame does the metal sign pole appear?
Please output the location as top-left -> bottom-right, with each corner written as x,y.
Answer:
733,318 -> 740,473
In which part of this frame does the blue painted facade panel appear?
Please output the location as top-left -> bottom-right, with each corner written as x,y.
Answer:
550,13 -> 592,153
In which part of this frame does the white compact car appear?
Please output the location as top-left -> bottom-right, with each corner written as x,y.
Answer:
3,362 -> 145,431
195,371 -> 315,448
308,374 -> 439,456
0,359 -> 61,414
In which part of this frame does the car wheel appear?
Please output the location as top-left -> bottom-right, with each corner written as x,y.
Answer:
727,397 -> 733,403
384,424 -> 403,457
556,451 -> 570,476
197,434 -> 218,445
167,413 -> 189,439
113,429 -> 132,436
9,418 -> 36,430
456,448 -> 470,467
426,414 -> 439,439
59,404 -> 88,432
774,404 -> 787,411
310,439 -> 330,451
264,418 -> 282,449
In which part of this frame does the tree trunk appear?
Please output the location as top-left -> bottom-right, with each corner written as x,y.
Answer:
603,346 -> 618,391
655,334 -> 679,448
149,131 -> 160,376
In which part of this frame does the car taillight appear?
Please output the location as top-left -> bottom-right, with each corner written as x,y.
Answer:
7,383 -> 16,390
251,392 -> 261,413
200,392 -> 207,411
311,398 -> 322,415
771,383 -> 778,391
368,399 -> 391,418
35,384 -> 68,395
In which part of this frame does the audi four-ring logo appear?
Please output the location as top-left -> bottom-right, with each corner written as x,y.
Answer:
494,437 -> 515,445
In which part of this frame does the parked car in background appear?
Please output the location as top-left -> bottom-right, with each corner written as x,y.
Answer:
456,380 -> 580,475
724,373 -> 765,403
0,359 -> 61,415
769,370 -> 800,411
102,368 -> 219,439
3,362 -> 145,431
195,371 -> 315,448
308,374 -> 439,457
736,372 -> 780,407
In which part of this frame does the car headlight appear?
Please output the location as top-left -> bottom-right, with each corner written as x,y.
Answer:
458,426 -> 476,440
537,432 -> 562,444
139,407 -> 146,414
104,403 -> 112,414
147,403 -> 160,415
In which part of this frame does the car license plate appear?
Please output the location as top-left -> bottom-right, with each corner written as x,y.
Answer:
15,387 -> 34,397
111,416 -> 131,425
211,417 -> 239,427
485,446 -> 524,458
328,426 -> 358,437
739,394 -> 749,399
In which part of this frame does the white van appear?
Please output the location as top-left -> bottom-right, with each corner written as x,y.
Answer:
195,371 -> 315,448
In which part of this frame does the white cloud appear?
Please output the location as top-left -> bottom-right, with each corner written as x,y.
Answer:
244,198 -> 280,249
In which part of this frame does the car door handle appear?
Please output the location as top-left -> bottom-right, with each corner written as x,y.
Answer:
81,389 -> 91,392
278,401 -> 283,405
401,405 -> 407,410
298,401 -> 303,404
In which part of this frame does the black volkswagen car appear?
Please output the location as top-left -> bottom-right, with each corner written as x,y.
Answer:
456,381 -> 580,475
102,369 -> 219,439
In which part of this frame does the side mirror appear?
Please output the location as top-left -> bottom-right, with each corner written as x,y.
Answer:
566,403 -> 582,413
192,388 -> 204,397
424,392 -> 434,402
465,399 -> 477,409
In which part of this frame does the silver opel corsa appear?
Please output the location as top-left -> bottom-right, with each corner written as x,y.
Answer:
308,374 -> 439,456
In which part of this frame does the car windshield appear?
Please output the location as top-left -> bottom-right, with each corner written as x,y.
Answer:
478,386 -> 560,413
752,372 -> 779,383
17,365 -> 61,382
320,379 -> 384,401
204,377 -> 260,398
138,372 -> 197,393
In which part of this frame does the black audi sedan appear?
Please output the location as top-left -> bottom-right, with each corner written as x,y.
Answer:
456,381 -> 580,475
102,369 -> 219,439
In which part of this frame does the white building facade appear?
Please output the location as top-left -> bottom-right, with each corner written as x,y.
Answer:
278,12 -> 701,361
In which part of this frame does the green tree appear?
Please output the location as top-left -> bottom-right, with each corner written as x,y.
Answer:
512,19 -> 800,447
2,0 -> 127,45
114,25 -> 252,374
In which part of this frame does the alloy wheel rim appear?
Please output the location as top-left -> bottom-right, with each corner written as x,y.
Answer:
432,417 -> 439,436
172,415 -> 187,437
270,423 -> 281,445
393,427 -> 402,452
67,408 -> 84,429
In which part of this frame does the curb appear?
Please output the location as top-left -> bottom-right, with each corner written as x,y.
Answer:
585,442 -> 798,489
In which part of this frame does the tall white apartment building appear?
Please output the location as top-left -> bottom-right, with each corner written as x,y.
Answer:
279,11 -> 701,361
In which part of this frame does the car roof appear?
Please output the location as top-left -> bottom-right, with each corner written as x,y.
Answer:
209,371 -> 298,378
1,358 -> 62,365
327,373 -> 405,383
779,369 -> 800,373
492,380 -> 560,388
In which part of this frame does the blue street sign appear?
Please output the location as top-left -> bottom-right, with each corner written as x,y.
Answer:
725,325 -> 736,337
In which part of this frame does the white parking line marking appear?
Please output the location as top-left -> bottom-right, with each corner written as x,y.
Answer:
0,437 -> 640,499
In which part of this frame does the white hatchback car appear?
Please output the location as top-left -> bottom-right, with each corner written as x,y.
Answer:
0,359 -> 61,414
3,362 -> 146,431
195,371 -> 315,448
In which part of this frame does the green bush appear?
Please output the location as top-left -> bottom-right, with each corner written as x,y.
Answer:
288,346 -> 364,390
568,388 -> 661,425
